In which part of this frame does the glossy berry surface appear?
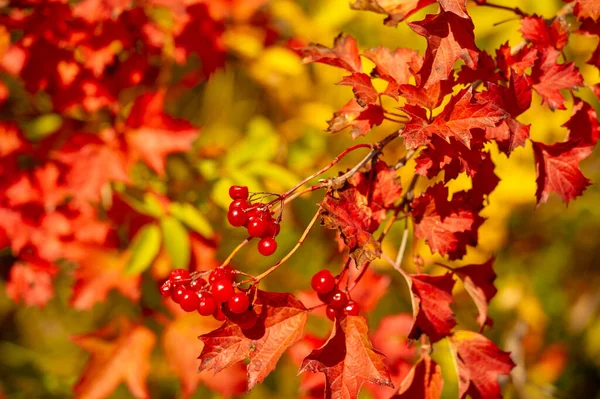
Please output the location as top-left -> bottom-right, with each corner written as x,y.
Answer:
228,292 -> 250,314
229,199 -> 249,210
328,290 -> 348,309
189,279 -> 206,291
326,305 -> 338,321
169,269 -> 190,285
227,208 -> 247,227
198,293 -> 217,316
180,290 -> 199,312
160,283 -> 171,297
247,218 -> 268,238
213,305 -> 226,321
229,185 -> 249,200
344,300 -> 360,316
311,270 -> 336,294
212,280 -> 234,302
266,222 -> 280,237
209,267 -> 235,283
171,286 -> 186,304
258,237 -> 277,256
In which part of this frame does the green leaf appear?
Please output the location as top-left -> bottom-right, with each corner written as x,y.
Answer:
245,161 -> 298,190
224,116 -> 279,168
121,192 -> 165,218
125,224 -> 162,275
160,216 -> 190,270
20,114 -> 63,141
169,202 -> 214,238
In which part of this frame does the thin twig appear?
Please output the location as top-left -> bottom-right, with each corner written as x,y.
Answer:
220,238 -> 251,267
395,218 -> 409,268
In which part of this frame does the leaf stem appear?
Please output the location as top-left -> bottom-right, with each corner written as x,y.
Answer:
220,238 -> 251,268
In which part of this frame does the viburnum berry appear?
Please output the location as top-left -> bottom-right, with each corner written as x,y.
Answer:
229,185 -> 249,200
235,310 -> 258,330
212,280 -> 234,302
228,291 -> 250,314
258,237 -> 277,256
171,286 -> 186,304
189,278 -> 206,291
180,290 -> 199,312
311,270 -> 336,294
326,305 -> 337,321
198,293 -> 217,316
160,282 -> 171,297
213,305 -> 226,321
229,198 -> 249,210
169,269 -> 190,285
227,208 -> 247,227
266,221 -> 280,237
328,289 -> 348,309
209,266 -> 235,284
247,217 -> 269,238
344,300 -> 360,316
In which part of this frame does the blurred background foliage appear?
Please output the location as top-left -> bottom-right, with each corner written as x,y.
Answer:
0,0 -> 599,398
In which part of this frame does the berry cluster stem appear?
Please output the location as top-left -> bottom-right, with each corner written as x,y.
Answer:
220,238 -> 251,267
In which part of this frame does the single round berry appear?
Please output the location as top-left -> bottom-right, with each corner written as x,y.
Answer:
258,237 -> 277,256
169,269 -> 190,286
328,290 -> 348,309
311,270 -> 336,294
160,282 -> 171,297
247,218 -> 268,238
344,300 -> 360,316
189,278 -> 206,291
229,185 -> 249,200
213,305 -> 226,321
236,310 -> 258,330
326,305 -> 338,321
227,208 -> 247,227
229,199 -> 249,211
198,293 -> 217,316
171,286 -> 186,304
212,280 -> 234,302
209,267 -> 235,284
180,290 -> 200,312
267,221 -> 281,237
228,292 -> 250,314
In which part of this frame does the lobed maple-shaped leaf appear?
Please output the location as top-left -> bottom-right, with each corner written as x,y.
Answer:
349,160 -> 403,218
579,18 -> 600,70
402,89 -> 506,149
299,33 -> 362,73
457,51 -> 500,85
530,48 -> 583,111
572,0 -> 600,22
350,0 -> 435,27
409,11 -> 479,88
198,291 -> 308,390
125,90 -> 200,175
450,331 -> 515,399
72,320 -> 156,399
495,42 -> 538,77
520,15 -> 569,50
299,315 -> 393,399
563,99 -> 600,147
454,258 -> 497,328
338,73 -> 379,106
392,357 -> 443,399
400,78 -> 454,110
363,47 -> 420,99
327,98 -> 385,139
401,273 -> 456,343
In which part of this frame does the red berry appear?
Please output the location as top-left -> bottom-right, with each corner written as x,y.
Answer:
180,290 -> 199,312
258,237 -> 277,256
171,286 -> 186,303
198,293 -> 217,316
344,300 -> 360,316
326,305 -> 338,321
189,279 -> 206,291
229,199 -> 249,211
212,280 -> 234,302
228,292 -> 250,314
209,267 -> 235,284
266,221 -> 281,237
236,310 -> 258,330
328,290 -> 348,309
247,218 -> 268,237
160,282 -> 171,297
213,305 -> 226,321
229,185 -> 249,200
227,208 -> 247,227
169,269 -> 190,286
311,270 -> 336,294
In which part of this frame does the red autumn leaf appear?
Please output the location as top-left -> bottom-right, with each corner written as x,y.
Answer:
72,320 -> 156,399
409,11 -> 479,88
338,73 -> 379,106
563,98 -> 600,147
450,330 -> 515,399
299,315 -> 393,399
5,255 -> 58,307
320,187 -> 382,267
363,47 -> 421,99
349,160 -> 403,216
392,356 -> 444,399
495,42 -> 538,77
69,246 -> 141,310
572,0 -> 600,22
454,258 -> 497,328
289,335 -> 327,396
399,78 -> 455,110
327,98 -> 385,138
520,15 -> 569,50
402,89 -> 506,149
579,18 -> 600,70
125,90 -> 200,175
198,290 -> 308,389
162,301 -> 247,398
457,51 -> 501,84
401,273 -> 456,343
350,0 -> 435,27
299,33 -> 362,73
531,48 -> 583,111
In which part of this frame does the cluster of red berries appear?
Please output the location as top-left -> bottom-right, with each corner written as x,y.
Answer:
227,185 -> 280,256
160,268 -> 259,329
311,269 -> 359,320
